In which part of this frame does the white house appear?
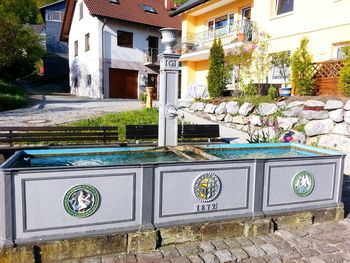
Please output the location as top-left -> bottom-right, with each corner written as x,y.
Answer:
60,0 -> 181,99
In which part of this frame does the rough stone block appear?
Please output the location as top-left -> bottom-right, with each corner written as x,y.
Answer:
238,102 -> 254,116
214,249 -> 236,263
344,100 -> 350,111
286,101 -> 304,109
226,101 -> 240,115
204,104 -> 217,114
198,252 -> 220,263
329,109 -> 344,122
229,248 -> 249,261
244,219 -> 272,238
298,110 -> 329,120
201,221 -> 244,241
160,225 -> 201,246
304,100 -> 325,108
304,119 -> 335,136
258,103 -> 278,116
128,231 -> 158,254
242,245 -> 266,258
325,100 -> 344,110
272,211 -> 314,230
215,102 -> 227,115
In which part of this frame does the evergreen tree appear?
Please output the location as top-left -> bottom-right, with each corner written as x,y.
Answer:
340,46 -> 350,96
290,38 -> 315,96
207,39 -> 226,97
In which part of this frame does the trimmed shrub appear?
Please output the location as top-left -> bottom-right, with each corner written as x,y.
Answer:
0,79 -> 24,95
267,85 -> 279,100
290,38 -> 315,96
207,39 -> 225,97
0,94 -> 27,111
340,46 -> 350,96
241,81 -> 257,97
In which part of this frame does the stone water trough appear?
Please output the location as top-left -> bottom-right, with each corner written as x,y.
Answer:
0,143 -> 345,246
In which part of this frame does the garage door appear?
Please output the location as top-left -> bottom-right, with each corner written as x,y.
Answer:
109,68 -> 138,99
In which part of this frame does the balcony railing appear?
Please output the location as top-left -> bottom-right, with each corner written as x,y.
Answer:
181,20 -> 256,55
144,48 -> 161,66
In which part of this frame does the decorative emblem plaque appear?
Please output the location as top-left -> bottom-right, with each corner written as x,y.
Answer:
63,184 -> 100,218
193,172 -> 222,202
292,171 -> 315,197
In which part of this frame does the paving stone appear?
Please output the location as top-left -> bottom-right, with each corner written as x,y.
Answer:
236,237 -> 254,247
241,258 -> 266,263
137,251 -> 163,263
292,229 -> 309,237
160,246 -> 180,259
101,254 -> 118,263
259,244 -> 279,255
199,242 -> 216,252
242,246 -> 265,258
198,252 -> 220,263
114,254 -> 137,263
308,257 -> 326,263
262,255 -> 282,263
171,256 -> 191,263
211,241 -> 229,251
334,241 -> 350,254
316,234 -> 345,244
177,244 -> 203,256
230,248 -> 249,261
292,237 -> 313,249
279,250 -> 302,260
81,258 -> 101,263
250,237 -> 266,246
154,259 -> 172,263
224,238 -> 241,249
316,245 -> 339,254
187,255 -> 205,263
320,254 -> 344,263
300,248 -> 321,258
214,250 -> 236,263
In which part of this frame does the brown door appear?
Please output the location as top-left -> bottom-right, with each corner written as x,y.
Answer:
109,68 -> 138,98
147,74 -> 158,99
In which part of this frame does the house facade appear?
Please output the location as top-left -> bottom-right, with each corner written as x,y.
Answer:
60,0 -> 181,99
171,0 -> 350,98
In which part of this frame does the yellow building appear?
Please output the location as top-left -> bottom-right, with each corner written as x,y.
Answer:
171,0 -> 350,98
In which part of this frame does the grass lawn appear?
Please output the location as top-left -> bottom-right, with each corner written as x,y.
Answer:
69,108 -> 159,141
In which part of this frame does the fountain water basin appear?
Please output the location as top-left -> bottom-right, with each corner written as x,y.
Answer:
0,143 -> 345,244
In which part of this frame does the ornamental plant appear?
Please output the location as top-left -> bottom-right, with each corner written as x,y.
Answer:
207,39 -> 226,97
339,46 -> 350,96
290,38 -> 315,96
271,51 -> 290,87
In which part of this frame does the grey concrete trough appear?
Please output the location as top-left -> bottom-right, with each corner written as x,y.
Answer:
0,143 -> 345,246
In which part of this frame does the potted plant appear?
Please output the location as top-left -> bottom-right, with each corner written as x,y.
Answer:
271,51 -> 291,96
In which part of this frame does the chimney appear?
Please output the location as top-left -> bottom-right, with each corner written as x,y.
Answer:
164,0 -> 176,10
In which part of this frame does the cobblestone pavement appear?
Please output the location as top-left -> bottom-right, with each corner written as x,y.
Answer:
56,219 -> 350,263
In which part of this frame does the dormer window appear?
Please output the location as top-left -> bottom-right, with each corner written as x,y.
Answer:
140,4 -> 157,14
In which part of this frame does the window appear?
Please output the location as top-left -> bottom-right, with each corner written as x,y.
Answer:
87,75 -> 92,86
140,4 -> 157,14
46,11 -> 64,22
79,2 -> 83,20
275,0 -> 294,15
74,40 -> 78,56
117,31 -> 133,48
271,51 -> 291,81
336,45 -> 349,60
208,13 -> 234,31
85,33 -> 90,51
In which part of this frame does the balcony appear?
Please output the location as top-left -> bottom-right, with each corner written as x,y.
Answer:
181,21 -> 257,58
144,48 -> 161,66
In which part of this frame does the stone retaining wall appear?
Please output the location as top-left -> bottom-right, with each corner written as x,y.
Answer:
182,99 -> 350,175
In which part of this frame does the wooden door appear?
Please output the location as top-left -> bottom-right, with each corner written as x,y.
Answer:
109,68 -> 138,98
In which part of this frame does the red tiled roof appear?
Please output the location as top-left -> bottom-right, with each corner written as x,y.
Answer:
84,0 -> 181,29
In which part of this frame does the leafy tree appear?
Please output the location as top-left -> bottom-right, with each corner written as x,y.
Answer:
0,0 -> 39,24
271,51 -> 290,87
207,39 -> 226,97
339,46 -> 350,96
250,32 -> 271,94
290,38 -> 315,96
0,11 -> 45,80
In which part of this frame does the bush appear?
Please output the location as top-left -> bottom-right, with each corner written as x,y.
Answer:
241,81 -> 257,97
0,79 -> 24,95
290,38 -> 315,96
267,85 -> 279,100
207,39 -> 225,97
340,46 -> 350,96
0,94 -> 27,111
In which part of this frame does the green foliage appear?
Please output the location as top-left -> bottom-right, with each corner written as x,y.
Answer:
290,38 -> 315,96
271,51 -> 291,85
0,80 -> 28,111
229,95 -> 274,106
0,10 -> 45,80
0,0 -> 39,24
241,81 -> 257,97
293,123 -> 306,133
172,0 -> 188,4
70,108 -> 159,141
207,39 -> 226,98
267,85 -> 279,100
340,46 -> 350,96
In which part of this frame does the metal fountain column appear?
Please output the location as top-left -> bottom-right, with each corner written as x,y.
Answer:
158,28 -> 181,147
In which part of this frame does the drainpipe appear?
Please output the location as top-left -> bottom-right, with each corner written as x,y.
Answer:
101,17 -> 107,99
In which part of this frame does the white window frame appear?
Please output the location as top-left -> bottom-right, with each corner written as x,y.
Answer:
46,11 -> 64,22
275,0 -> 294,16
207,13 -> 235,37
